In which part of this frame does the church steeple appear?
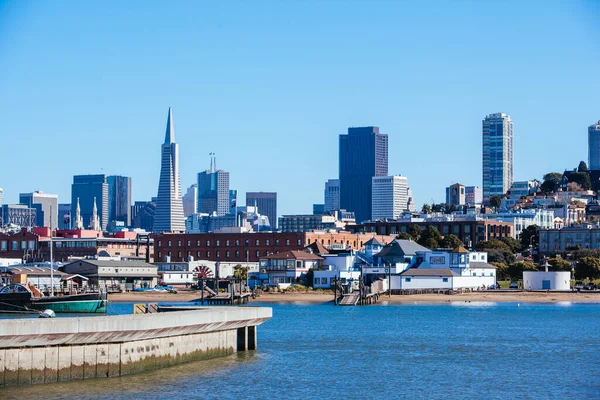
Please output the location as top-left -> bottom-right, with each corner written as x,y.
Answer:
89,197 -> 101,231
164,107 -> 175,144
74,197 -> 84,230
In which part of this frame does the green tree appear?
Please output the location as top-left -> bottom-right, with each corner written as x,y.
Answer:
233,264 -> 248,281
547,258 -> 572,272
501,237 -> 521,253
485,249 -> 516,265
568,172 -> 592,191
418,226 -> 441,249
578,161 -> 589,173
507,261 -> 538,281
304,268 -> 315,288
489,195 -> 503,211
421,204 -> 431,214
439,234 -> 464,249
407,224 -> 422,241
396,232 -> 413,240
519,225 -> 539,251
541,172 -> 562,194
475,239 -> 511,252
490,262 -> 509,281
575,257 -> 600,280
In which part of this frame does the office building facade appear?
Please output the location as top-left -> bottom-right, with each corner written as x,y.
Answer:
153,107 -> 186,232
339,126 -> 388,224
482,113 -> 513,203
71,174 -> 109,230
372,175 -> 409,220
324,179 -> 340,212
197,165 -> 230,216
19,191 -> 58,230
589,121 -> 600,171
1,204 -> 37,228
107,175 -> 132,227
183,184 -> 198,217
246,192 -> 277,230
58,203 -> 71,230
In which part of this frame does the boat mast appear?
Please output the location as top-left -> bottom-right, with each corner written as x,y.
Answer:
49,205 -> 54,297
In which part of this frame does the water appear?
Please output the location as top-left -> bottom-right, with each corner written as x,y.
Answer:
3,301 -> 600,399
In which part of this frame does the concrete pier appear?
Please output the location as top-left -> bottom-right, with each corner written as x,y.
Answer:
0,306 -> 271,387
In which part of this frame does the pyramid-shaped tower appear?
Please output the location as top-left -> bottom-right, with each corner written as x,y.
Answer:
153,107 -> 186,232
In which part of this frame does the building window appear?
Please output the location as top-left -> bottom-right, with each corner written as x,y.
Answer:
226,251 -> 230,257
266,239 -> 270,246
177,240 -> 181,247
236,240 -> 240,246
0,241 -> 6,251
158,251 -> 162,259
216,240 -> 220,247
197,240 -> 200,246
255,240 -> 259,246
226,240 -> 230,246
297,239 -> 301,246
235,251 -> 239,258
27,241 -> 35,250
286,240 -> 290,246
21,241 -> 26,250
207,251 -> 211,258
167,240 -> 171,247
158,240 -> 161,247
207,240 -> 210,246
245,240 -> 249,246
196,251 -> 200,258
256,250 -> 260,258
177,251 -> 182,258
275,240 -> 279,246
405,278 -> 411,282
216,251 -> 220,258
443,278 -> 448,283
187,240 -> 191,246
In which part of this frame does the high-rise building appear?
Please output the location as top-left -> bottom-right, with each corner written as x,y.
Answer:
71,174 -> 108,230
107,175 -> 132,226
19,191 -> 58,230
1,204 -> 36,227
339,126 -> 388,223
153,107 -> 186,233
197,156 -> 230,216
246,192 -> 277,230
183,184 -> 198,217
132,199 -> 156,232
588,121 -> 600,171
372,175 -> 409,220
465,186 -> 483,205
324,179 -> 340,212
446,184 -> 482,206
0,188 -> 3,208
313,204 -> 325,214
58,203 -> 71,230
482,113 -> 513,203
229,189 -> 238,215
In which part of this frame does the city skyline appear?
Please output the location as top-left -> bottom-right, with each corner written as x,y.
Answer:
1,2 -> 599,215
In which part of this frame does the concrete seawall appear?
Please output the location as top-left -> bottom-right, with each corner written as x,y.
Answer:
0,306 -> 272,387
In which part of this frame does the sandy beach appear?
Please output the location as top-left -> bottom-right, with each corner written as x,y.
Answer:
109,290 -> 600,304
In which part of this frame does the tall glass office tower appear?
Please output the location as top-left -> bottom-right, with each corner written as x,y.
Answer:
482,113 -> 513,203
339,126 -> 388,223
588,121 -> 600,171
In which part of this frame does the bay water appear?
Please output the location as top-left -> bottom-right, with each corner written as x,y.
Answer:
5,301 -> 600,399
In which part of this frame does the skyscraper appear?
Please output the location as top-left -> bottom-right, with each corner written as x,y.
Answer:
482,113 -> 513,203
58,203 -> 71,230
153,108 -> 186,233
372,175 -> 409,220
197,156 -> 230,216
246,192 -> 277,230
324,179 -> 340,212
588,121 -> 600,170
71,175 -> 108,230
182,184 -> 198,217
107,175 -> 132,227
19,191 -> 59,230
339,126 -> 388,223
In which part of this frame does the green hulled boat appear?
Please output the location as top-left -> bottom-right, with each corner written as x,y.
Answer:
0,284 -> 107,314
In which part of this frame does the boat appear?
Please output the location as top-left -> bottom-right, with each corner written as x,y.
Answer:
0,283 -> 107,314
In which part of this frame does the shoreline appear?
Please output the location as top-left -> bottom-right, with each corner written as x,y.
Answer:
108,291 -> 600,305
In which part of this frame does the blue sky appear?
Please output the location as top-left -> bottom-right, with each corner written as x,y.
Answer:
1,1 -> 599,216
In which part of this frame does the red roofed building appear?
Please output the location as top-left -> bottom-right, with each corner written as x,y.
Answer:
259,250 -> 323,287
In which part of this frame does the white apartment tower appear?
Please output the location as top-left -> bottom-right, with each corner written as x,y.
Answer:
372,175 -> 410,220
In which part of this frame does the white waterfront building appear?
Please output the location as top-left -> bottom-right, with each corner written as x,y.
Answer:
523,271 -> 570,291
372,175 -> 409,221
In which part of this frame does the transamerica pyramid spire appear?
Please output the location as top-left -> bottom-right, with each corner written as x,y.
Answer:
153,107 -> 186,233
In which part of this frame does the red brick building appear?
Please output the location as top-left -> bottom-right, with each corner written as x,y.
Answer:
153,232 -> 395,263
0,228 -> 39,261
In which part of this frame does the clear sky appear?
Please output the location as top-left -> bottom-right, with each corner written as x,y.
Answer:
1,1 -> 599,216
